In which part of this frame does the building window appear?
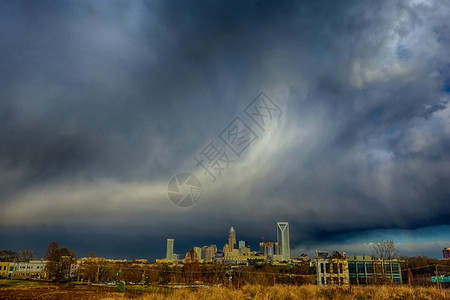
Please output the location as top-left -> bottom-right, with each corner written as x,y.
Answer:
385,264 -> 391,272
392,264 -> 399,272
348,263 -> 356,273
320,263 -> 324,274
357,263 -> 365,274
339,263 -> 343,273
366,263 -> 373,273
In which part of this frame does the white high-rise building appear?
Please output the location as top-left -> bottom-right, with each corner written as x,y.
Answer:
193,247 -> 202,261
277,222 -> 290,261
166,238 -> 174,260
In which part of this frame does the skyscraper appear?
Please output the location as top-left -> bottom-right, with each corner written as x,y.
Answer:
166,238 -> 174,260
238,240 -> 248,249
193,247 -> 202,261
259,241 -> 274,256
202,246 -> 214,262
277,222 -> 290,261
228,227 -> 236,249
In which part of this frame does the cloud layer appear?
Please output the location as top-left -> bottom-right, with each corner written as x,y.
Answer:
0,0 -> 449,258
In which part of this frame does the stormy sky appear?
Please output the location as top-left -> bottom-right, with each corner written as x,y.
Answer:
0,0 -> 449,260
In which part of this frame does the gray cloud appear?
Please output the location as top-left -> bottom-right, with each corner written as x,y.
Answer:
0,0 -> 449,259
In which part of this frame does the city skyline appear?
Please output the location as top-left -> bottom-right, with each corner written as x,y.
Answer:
155,223 -> 449,262
0,223 -> 448,261
160,222 -> 290,263
0,0 -> 449,261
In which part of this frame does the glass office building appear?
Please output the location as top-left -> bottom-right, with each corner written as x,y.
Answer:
277,222 -> 290,261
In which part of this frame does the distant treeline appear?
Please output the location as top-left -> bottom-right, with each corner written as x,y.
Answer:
77,259 -> 316,286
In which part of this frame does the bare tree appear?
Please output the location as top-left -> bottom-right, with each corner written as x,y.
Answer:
45,243 -> 77,282
372,240 -> 398,260
0,250 -> 18,262
45,241 -> 59,259
81,257 -> 98,282
18,249 -> 36,262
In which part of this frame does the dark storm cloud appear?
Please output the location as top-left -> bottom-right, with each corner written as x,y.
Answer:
0,0 -> 449,258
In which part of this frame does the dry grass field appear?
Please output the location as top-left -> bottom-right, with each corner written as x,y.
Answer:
1,280 -> 449,300
115,285 -> 448,300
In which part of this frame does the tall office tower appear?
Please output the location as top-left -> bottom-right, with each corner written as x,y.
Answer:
201,246 -> 207,260
166,239 -> 174,260
228,226 -> 236,249
277,222 -> 290,261
194,247 -> 202,261
202,246 -> 214,262
238,240 -> 248,249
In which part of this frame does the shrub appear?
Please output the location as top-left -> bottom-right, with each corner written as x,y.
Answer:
116,281 -> 125,292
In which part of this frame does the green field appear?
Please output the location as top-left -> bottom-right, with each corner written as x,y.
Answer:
0,279 -> 49,288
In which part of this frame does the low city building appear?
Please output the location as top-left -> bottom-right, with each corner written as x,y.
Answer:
239,247 -> 250,256
348,255 -> 402,285
316,255 -> 349,286
9,260 -> 47,279
315,251 -> 403,286
69,263 -> 79,278
223,251 -> 250,264
0,262 -> 9,278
